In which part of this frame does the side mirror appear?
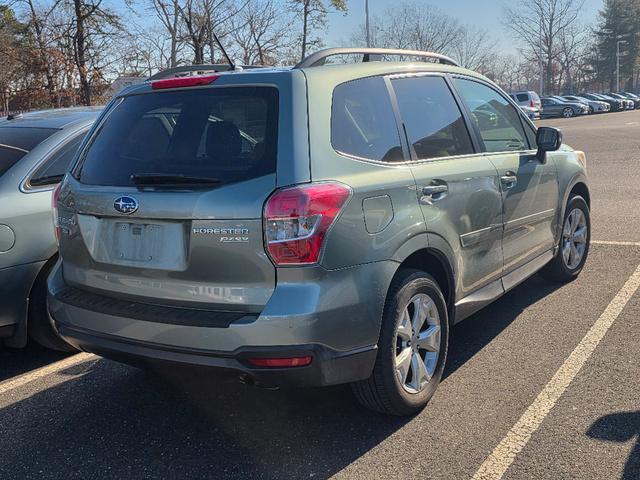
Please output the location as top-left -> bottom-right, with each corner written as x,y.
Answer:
536,127 -> 562,162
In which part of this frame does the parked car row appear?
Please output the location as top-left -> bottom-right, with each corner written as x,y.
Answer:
509,90 -> 640,119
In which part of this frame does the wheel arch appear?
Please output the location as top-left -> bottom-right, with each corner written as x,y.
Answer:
559,176 -> 590,230
568,181 -> 590,208
391,239 -> 456,323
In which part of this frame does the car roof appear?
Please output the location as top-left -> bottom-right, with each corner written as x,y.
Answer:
0,106 -> 103,130
119,60 -> 491,98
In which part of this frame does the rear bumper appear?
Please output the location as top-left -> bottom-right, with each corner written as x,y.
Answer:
49,260 -> 397,386
57,323 -> 377,387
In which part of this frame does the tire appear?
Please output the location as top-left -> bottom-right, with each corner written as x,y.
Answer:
588,106 -> 594,114
28,260 -> 77,352
541,196 -> 590,282
352,269 -> 449,416
562,107 -> 574,118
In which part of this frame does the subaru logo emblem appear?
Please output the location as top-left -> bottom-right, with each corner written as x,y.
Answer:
113,196 -> 138,215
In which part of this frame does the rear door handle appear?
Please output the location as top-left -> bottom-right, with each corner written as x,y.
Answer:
421,183 -> 448,203
500,173 -> 518,189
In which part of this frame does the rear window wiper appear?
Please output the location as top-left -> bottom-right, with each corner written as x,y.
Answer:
130,173 -> 222,189
30,174 -> 64,186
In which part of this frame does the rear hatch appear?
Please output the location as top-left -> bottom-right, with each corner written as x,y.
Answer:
58,80 -> 282,313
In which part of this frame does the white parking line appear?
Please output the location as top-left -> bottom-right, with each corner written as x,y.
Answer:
0,352 -> 96,396
592,240 -> 640,247
472,262 -> 640,480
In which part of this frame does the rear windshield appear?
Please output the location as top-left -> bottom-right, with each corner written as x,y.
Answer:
76,87 -> 279,187
516,94 -> 528,102
0,126 -> 58,177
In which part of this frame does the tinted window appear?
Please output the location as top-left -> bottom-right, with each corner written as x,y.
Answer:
331,76 -> 403,162
516,93 -> 528,102
0,126 -> 58,177
454,79 -> 529,153
30,131 -> 87,186
392,76 -> 474,160
77,87 -> 278,186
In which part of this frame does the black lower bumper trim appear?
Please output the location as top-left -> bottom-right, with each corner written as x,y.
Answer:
54,286 -> 256,328
57,324 -> 377,388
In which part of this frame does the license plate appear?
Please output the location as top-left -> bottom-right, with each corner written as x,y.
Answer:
114,222 -> 163,262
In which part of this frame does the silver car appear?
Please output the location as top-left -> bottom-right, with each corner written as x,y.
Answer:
562,95 -> 610,114
509,92 -> 542,118
0,107 -> 100,350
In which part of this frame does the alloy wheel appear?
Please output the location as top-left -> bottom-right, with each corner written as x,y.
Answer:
395,293 -> 441,394
562,208 -> 588,269
563,108 -> 574,118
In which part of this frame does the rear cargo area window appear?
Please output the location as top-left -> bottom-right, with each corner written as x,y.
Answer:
331,77 -> 403,162
76,87 -> 278,186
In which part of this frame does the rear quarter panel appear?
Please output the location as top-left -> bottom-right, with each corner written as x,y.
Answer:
302,68 -> 427,271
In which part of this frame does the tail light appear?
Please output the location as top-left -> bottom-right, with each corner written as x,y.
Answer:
530,99 -> 535,108
52,182 -> 62,244
264,182 -> 351,265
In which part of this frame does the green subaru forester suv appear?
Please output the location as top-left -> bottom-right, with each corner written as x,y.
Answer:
48,48 -> 590,416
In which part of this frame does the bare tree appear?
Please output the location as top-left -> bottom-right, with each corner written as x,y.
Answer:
503,0 -> 585,94
232,0 -> 294,65
149,0 -> 182,68
451,26 -> 497,71
178,0 -> 244,65
21,0 -> 61,105
348,2 -> 464,57
288,0 -> 347,61
68,0 -> 126,105
556,23 -> 590,93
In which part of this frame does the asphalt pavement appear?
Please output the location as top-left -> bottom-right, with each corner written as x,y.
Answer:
1,110 -> 639,480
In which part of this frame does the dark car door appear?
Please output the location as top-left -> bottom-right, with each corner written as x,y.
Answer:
540,98 -> 561,117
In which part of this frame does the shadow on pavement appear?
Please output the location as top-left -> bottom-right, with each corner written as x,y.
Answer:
0,342 -> 72,383
0,360 -> 410,479
444,272 -> 560,378
587,411 -> 640,480
0,271 -> 567,479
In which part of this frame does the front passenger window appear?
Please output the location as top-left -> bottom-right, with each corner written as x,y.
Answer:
454,79 -> 529,153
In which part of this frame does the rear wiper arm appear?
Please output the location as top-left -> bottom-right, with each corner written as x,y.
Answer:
131,173 -> 222,188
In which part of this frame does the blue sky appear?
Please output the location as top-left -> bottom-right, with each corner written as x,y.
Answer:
324,0 -> 604,55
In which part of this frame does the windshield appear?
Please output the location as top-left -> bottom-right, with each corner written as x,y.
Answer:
76,87 -> 279,187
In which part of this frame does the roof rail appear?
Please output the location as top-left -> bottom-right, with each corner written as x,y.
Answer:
146,64 -> 265,82
294,48 -> 459,69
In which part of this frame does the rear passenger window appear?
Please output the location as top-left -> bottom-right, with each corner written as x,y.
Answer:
392,76 -> 474,160
454,79 -> 529,153
331,76 -> 403,162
